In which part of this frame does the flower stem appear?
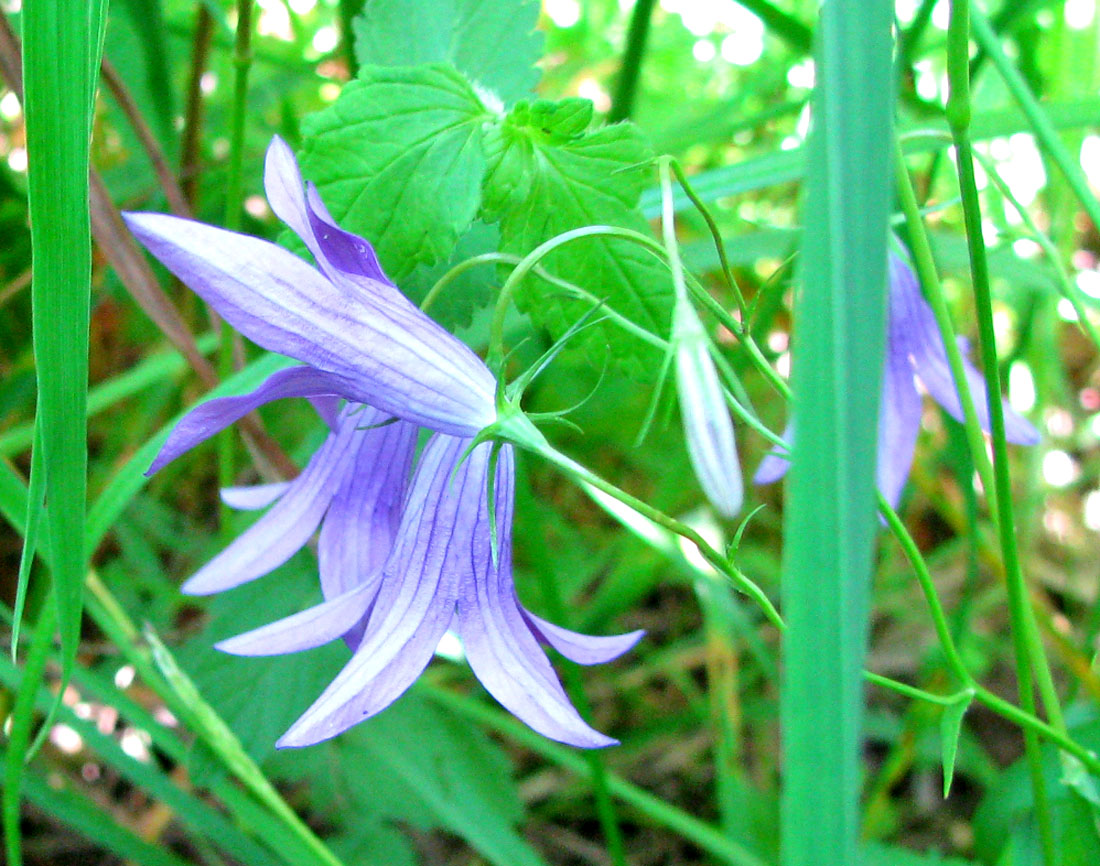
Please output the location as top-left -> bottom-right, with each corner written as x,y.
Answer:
608,0 -> 656,123
421,682 -> 772,866
497,411 -> 783,631
83,573 -> 347,866
893,141 -> 997,512
947,3 -> 1055,860
487,224 -> 667,370
217,0 -> 255,538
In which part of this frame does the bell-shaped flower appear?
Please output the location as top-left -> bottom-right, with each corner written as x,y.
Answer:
755,252 -> 1040,506
673,297 -> 743,518
135,136 -> 642,748
220,436 -> 644,750
124,135 -> 496,437
153,392 -> 418,652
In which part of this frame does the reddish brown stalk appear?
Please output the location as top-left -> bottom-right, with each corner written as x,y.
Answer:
0,13 -> 298,481
100,58 -> 191,217
179,3 -> 214,211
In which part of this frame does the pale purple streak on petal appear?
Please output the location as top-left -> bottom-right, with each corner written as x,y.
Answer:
263,135 -> 321,261
220,482 -> 291,511
888,254 -> 1039,446
181,423 -> 356,595
753,422 -> 792,486
877,339 -> 923,509
309,395 -> 341,428
277,435 -> 471,748
215,580 -> 379,656
147,365 -> 345,474
522,610 -> 644,666
123,212 -> 496,436
458,445 -> 618,749
676,334 -> 743,518
318,410 -> 417,601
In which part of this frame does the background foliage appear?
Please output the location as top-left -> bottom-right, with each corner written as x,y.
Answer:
1,1 -> 1100,864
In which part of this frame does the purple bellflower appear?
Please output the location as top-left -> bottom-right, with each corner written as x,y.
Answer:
755,252 -> 1040,506
130,136 -> 641,748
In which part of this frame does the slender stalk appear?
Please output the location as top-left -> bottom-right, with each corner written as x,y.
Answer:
338,0 -> 365,78
83,574 -> 347,866
422,684 -> 771,866
669,159 -> 748,318
608,0 -> 656,123
947,3 -> 1054,861
179,2 -> 214,211
100,58 -> 190,217
893,143 -> 997,509
532,429 -> 783,630
530,538 -> 626,866
972,149 -> 1100,348
218,0 -> 255,536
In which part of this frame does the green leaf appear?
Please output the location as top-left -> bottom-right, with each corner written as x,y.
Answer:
299,64 -> 491,282
190,577 -> 545,866
352,0 -> 541,106
485,97 -> 669,372
271,692 -> 548,866
940,694 -> 972,797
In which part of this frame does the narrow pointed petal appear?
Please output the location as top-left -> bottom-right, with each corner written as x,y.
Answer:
305,182 -> 396,289
148,365 -> 345,474
182,424 -> 356,595
263,135 -> 322,262
458,445 -> 618,749
753,423 -> 793,486
220,482 -> 290,511
124,211 -> 497,436
675,310 -> 743,517
317,410 -> 417,601
277,435 -> 471,748
264,135 -> 397,293
889,254 -> 1040,446
877,340 -> 923,509
522,610 -> 644,666
215,580 -> 379,656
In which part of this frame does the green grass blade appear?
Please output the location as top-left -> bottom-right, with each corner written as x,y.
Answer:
780,3 -> 894,865
7,3 -> 107,863
9,764 -> 195,866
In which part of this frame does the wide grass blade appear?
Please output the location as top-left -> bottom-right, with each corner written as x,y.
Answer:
6,4 -> 109,862
780,3 -> 894,865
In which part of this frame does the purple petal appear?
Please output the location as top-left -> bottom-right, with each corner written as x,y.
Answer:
888,254 -> 1039,446
264,136 -> 397,293
318,409 -> 417,601
753,422 -> 793,486
309,395 -> 341,428
123,211 -> 497,436
675,323 -> 743,518
877,337 -> 923,509
220,482 -> 290,511
304,182 -> 397,289
215,580 -> 380,656
457,445 -> 619,749
147,365 -> 346,474
181,422 -> 357,595
522,610 -> 644,666
277,434 -> 473,748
